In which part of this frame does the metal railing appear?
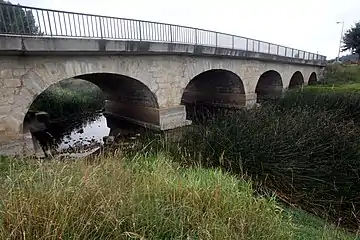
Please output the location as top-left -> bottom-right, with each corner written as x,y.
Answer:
0,2 -> 326,62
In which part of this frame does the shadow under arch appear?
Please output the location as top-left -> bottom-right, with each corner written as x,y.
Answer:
181,69 -> 245,121
22,73 -> 160,156
255,70 -> 283,103
288,71 -> 304,89
308,72 -> 318,85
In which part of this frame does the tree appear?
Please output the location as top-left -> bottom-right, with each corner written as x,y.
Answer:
342,21 -> 360,60
0,0 -> 40,35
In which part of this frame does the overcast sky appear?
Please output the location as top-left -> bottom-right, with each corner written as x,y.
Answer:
14,0 -> 360,59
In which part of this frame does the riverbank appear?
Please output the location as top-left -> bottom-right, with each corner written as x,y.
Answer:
0,154 -> 354,239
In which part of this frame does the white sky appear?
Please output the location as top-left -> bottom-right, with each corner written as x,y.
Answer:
14,0 -> 360,59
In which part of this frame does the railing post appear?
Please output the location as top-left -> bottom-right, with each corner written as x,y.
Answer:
47,10 -> 53,36
285,47 -> 287,57
195,29 -> 198,45
246,38 -> 249,51
169,25 -> 173,43
268,43 -> 270,54
99,17 -> 103,39
138,21 -> 142,41
232,35 -> 234,49
277,45 -> 279,55
215,32 -> 218,47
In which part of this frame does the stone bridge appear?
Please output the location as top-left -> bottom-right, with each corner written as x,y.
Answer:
0,3 -> 326,155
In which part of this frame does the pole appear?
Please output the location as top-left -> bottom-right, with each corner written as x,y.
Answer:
337,21 -> 344,62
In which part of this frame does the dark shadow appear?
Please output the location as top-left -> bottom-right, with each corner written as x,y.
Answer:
255,70 -> 283,103
308,72 -> 318,85
181,69 -> 245,122
289,71 -> 304,89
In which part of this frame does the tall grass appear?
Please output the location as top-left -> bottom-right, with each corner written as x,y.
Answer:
0,154 -> 300,239
135,89 -> 360,230
323,63 -> 360,84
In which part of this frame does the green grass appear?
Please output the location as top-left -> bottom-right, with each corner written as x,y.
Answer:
323,63 -> 360,84
0,154 -> 356,239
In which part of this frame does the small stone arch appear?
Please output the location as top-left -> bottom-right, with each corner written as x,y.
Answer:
289,71 -> 304,89
308,72 -> 318,85
255,70 -> 283,103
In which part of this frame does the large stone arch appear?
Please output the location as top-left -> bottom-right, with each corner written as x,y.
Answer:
181,69 -> 246,120
255,70 -> 283,102
308,72 -> 318,85
288,71 -> 304,89
22,73 -> 160,134
4,56 -> 163,137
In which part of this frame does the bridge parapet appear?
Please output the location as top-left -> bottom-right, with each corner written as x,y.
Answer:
0,2 -> 326,66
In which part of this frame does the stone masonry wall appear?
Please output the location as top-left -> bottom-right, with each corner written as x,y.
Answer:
0,54 -> 320,154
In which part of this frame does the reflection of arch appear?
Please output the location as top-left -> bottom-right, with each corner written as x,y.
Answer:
255,70 -> 283,103
181,69 -> 245,120
289,71 -> 304,89
23,73 -> 159,133
308,72 -> 317,85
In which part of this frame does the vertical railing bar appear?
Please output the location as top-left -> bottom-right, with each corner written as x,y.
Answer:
52,12 -> 58,36
24,7 -> 32,34
81,14 -> 85,37
11,6 -> 20,34
91,16 -> 95,38
67,13 -> 72,36
41,10 -> 48,35
109,17 -> 113,38
5,5 -> 13,33
46,10 -> 52,36
119,19 -> 123,39
126,20 -> 130,39
77,14 -> 81,37
19,7 -> 26,34
99,16 -> 103,38
35,10 -> 42,35
113,18 -> 118,39
215,32 -> 218,48
58,12 -> 63,36
62,12 -> 67,36
86,15 -> 91,37
106,17 -> 109,38
72,13 -> 77,36
0,5 -> 8,33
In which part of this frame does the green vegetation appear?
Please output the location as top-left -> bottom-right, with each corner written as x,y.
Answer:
29,78 -> 105,121
322,63 -> 360,84
0,154 -> 355,239
0,0 -> 40,35
342,21 -> 360,59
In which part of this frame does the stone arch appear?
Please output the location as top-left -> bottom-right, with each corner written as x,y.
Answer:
22,73 -> 159,134
308,72 -> 318,85
255,70 -> 283,103
288,71 -> 304,89
181,69 -> 245,120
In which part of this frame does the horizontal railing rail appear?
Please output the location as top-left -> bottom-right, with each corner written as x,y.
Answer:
0,2 -> 326,62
